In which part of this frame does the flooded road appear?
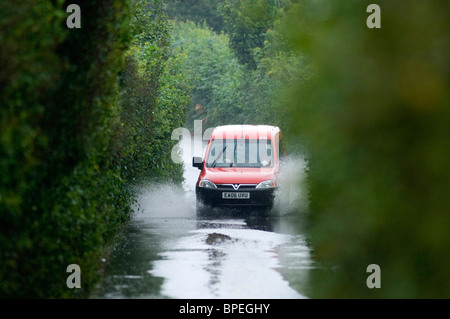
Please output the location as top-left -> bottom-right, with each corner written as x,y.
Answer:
91,136 -> 314,299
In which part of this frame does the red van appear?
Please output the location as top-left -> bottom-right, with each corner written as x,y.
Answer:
193,125 -> 287,215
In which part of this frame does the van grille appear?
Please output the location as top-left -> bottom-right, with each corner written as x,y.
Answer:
216,184 -> 257,190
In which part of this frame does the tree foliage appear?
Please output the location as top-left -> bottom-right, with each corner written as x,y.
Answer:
171,21 -> 242,129
170,20 -> 294,131
164,0 -> 225,33
218,0 -> 281,69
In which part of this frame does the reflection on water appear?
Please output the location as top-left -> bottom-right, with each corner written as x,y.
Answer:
92,222 -> 164,298
91,214 -> 314,298
196,215 -> 299,233
196,216 -> 273,231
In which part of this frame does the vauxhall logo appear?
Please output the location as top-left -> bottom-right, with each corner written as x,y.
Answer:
232,184 -> 240,190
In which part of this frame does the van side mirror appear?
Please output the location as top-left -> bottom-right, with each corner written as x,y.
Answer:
192,157 -> 203,170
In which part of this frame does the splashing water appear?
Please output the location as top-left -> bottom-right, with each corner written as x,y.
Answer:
133,183 -> 196,219
274,155 -> 309,216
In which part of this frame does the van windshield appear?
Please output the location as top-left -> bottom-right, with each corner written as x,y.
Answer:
206,139 -> 273,168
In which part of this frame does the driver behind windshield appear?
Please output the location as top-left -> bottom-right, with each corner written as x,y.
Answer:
207,139 -> 273,168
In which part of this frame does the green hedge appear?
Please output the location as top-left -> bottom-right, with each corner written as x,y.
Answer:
284,0 -> 450,298
0,0 -> 132,298
113,0 -> 189,185
0,0 -> 189,298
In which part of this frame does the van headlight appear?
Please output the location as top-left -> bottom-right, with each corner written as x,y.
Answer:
199,179 -> 217,188
256,180 -> 277,189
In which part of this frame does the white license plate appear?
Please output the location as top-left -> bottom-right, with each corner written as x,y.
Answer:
222,192 -> 250,199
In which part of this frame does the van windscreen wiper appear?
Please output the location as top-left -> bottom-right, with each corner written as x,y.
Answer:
211,145 -> 227,167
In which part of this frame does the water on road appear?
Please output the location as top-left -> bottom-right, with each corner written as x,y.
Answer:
91,136 -> 314,299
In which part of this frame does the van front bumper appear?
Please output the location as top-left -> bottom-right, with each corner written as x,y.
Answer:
196,186 -> 276,208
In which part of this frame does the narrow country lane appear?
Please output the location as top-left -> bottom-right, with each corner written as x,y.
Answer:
91,136 -> 314,299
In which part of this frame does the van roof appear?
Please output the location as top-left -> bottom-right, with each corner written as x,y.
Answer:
210,125 -> 280,140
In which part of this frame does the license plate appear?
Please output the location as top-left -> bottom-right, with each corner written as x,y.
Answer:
222,192 -> 250,199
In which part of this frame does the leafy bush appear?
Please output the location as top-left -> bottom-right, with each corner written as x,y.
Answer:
0,0 -> 189,298
0,0 -> 132,297
284,0 -> 450,298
